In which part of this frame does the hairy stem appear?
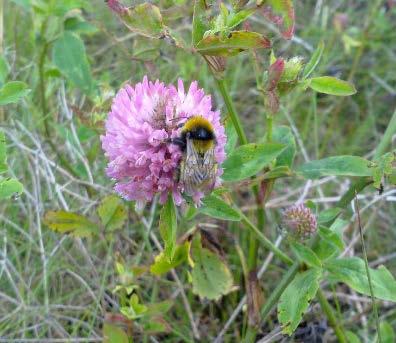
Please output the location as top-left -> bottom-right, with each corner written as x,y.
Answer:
215,78 -> 248,145
355,195 -> 381,342
241,214 -> 293,266
317,289 -> 347,343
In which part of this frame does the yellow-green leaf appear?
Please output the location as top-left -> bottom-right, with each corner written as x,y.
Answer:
150,242 -> 190,275
0,81 -> 30,105
44,211 -> 98,237
191,236 -> 233,300
103,323 -> 129,343
196,31 -> 270,56
97,195 -> 127,232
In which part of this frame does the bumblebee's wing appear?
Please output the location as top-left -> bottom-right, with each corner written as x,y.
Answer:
181,139 -> 217,195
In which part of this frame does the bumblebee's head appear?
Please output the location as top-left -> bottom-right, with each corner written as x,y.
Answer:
180,116 -> 216,154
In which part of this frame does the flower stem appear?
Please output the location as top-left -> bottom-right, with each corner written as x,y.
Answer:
317,289 -> 347,343
215,78 -> 248,145
355,195 -> 381,342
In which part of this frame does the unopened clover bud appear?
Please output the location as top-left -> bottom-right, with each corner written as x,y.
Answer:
280,56 -> 304,83
283,204 -> 317,239
333,13 -> 348,33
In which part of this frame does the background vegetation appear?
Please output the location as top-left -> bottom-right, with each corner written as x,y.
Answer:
1,0 -> 396,342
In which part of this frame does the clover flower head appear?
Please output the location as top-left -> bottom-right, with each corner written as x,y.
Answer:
101,76 -> 226,209
283,204 -> 317,239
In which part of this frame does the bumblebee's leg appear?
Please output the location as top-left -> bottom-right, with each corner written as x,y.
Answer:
169,137 -> 186,151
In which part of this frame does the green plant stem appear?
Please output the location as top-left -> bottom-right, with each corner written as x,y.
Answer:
355,195 -> 381,343
241,214 -> 293,266
215,78 -> 248,145
266,114 -> 273,142
244,326 -> 258,343
316,289 -> 347,343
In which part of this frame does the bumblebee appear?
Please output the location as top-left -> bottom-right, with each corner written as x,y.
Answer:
171,116 -> 217,196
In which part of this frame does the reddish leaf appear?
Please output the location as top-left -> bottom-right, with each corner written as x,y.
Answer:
267,58 -> 285,91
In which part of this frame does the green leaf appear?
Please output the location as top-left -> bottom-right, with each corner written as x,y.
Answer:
200,194 -> 241,221
290,242 -> 322,268
260,165 -> 292,180
103,323 -> 129,343
325,257 -> 396,302
196,31 -> 271,56
159,195 -> 177,261
64,17 -> 98,35
97,195 -> 127,232
141,317 -> 170,334
297,155 -> 372,179
302,41 -> 324,79
345,331 -> 361,343
278,269 -> 322,335
272,126 -> 296,168
259,0 -> 295,39
315,219 -> 347,260
192,0 -> 209,46
307,76 -> 356,96
317,207 -> 342,225
150,242 -> 190,275
0,132 -> 7,172
378,321 -> 395,343
145,300 -> 173,317
222,143 -> 286,181
315,228 -> 343,261
117,3 -> 166,39
44,211 -> 98,237
191,237 -> 233,300
0,178 -> 23,200
52,32 -> 94,96
227,8 -> 255,30
120,294 -> 148,320
0,81 -> 30,105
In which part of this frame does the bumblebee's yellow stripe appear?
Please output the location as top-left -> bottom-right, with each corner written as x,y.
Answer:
192,140 -> 214,154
